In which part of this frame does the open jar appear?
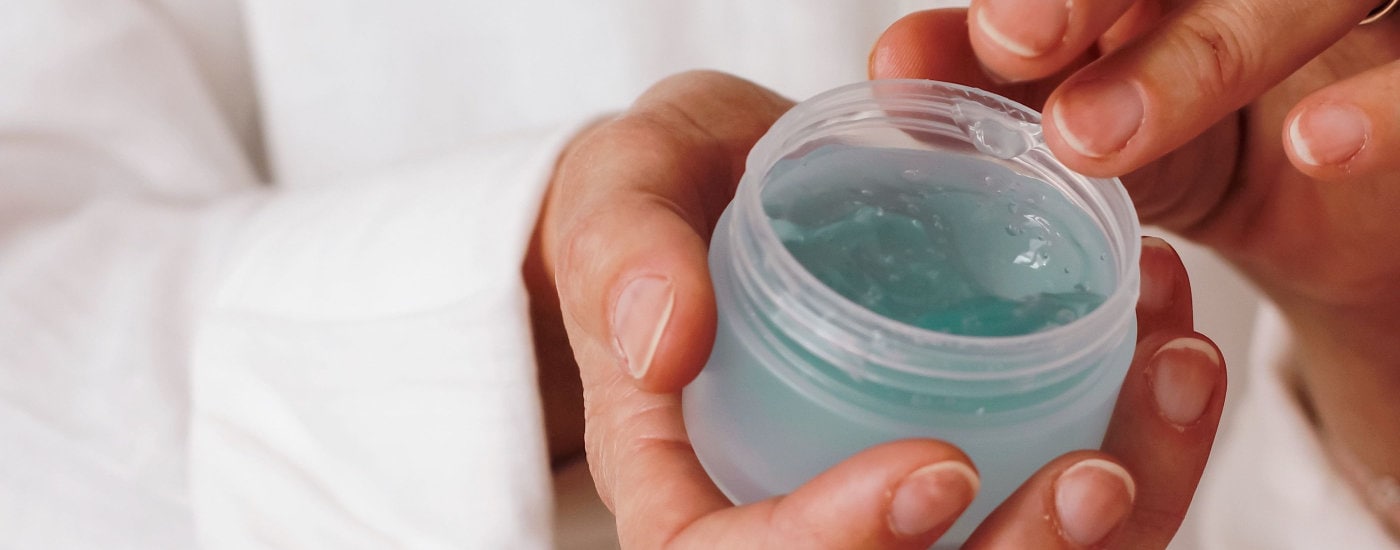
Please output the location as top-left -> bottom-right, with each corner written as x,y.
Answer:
682,79 -> 1142,546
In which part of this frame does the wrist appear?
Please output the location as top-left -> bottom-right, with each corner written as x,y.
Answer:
1282,297 -> 1400,486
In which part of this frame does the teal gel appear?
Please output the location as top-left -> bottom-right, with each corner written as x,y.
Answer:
682,80 -> 1142,548
764,145 -> 1111,337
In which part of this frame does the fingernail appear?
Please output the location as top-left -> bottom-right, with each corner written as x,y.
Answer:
888,461 -> 980,538
1138,237 -> 1177,312
1289,103 -> 1370,167
1053,79 -> 1144,158
1055,459 -> 1136,547
975,0 -> 1069,58
1150,337 -> 1222,428
610,276 -> 675,380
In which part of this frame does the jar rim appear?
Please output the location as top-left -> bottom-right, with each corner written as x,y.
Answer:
727,79 -> 1142,386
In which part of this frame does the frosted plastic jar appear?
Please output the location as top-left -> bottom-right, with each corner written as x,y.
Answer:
682,80 -> 1142,547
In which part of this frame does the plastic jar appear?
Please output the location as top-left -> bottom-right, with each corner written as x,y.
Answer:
682,79 -> 1142,546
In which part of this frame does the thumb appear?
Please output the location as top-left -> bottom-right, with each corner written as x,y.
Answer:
542,71 -> 793,392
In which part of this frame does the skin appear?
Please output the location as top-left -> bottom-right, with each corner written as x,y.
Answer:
527,71 -> 1226,548
872,0 -> 1400,508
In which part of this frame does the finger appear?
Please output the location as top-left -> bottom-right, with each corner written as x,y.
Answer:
1136,235 -> 1193,340
543,70 -> 793,392
964,333 -> 1224,548
1101,332 -> 1225,547
963,451 -> 1137,549
967,0 -> 1136,82
1043,0 -> 1376,177
674,441 -> 980,549
869,8 -> 1087,111
584,352 -> 979,549
588,382 -> 731,547
871,9 -> 1001,89
1284,58 -> 1400,181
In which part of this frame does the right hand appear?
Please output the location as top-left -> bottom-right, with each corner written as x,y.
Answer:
530,70 -> 1225,548
870,4 -> 1400,373
871,4 -> 1400,494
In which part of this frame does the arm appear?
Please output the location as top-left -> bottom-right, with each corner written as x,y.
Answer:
3,2 -> 584,547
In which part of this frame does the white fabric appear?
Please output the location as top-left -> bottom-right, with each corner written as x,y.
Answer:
0,0 -> 950,548
3,0 -> 1391,548
1,1 -> 570,548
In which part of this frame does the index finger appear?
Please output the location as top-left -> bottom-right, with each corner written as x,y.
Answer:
1043,0 -> 1375,176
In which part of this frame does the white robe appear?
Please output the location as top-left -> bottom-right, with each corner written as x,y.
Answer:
0,1 -> 1391,548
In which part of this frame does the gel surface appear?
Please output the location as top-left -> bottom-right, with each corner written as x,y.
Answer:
762,145 -> 1113,337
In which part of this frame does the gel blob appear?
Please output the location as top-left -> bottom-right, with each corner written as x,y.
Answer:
682,80 -> 1142,548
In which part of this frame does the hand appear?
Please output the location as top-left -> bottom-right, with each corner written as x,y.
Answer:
940,0 -> 1391,180
527,70 -> 1226,548
872,5 -> 1400,484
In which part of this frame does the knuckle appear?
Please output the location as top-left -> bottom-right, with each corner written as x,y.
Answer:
554,209 -> 614,319
604,112 -> 704,172
584,115 -> 687,166
644,69 -> 748,102
581,377 -> 650,508
637,70 -> 790,147
1170,6 -> 1258,99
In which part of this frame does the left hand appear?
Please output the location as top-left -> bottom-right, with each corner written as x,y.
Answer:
527,70 -> 1226,549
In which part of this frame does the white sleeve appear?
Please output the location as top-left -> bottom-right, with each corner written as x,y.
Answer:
189,128 -> 575,550
0,2 -> 574,548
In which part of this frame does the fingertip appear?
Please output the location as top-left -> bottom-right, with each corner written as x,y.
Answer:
1043,77 -> 1147,175
962,450 -> 1132,548
869,9 -> 981,83
1153,334 -> 1222,369
1282,59 -> 1400,184
1138,236 -> 1186,309
1137,235 -> 1192,337
868,8 -> 1075,111
1053,456 -> 1137,547
609,275 -> 675,381
777,439 -> 978,547
1147,334 -> 1225,430
1284,100 -> 1373,180
971,0 -> 1067,60
888,460 -> 981,540
967,0 -> 1070,82
1141,235 -> 1177,258
610,251 -> 717,394
869,11 -> 930,79
642,269 -> 718,392
969,0 -> 1145,84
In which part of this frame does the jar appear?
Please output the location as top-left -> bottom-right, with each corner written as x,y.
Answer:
682,79 -> 1142,546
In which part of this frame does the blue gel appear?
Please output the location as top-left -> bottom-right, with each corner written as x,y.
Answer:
763,145 -> 1111,337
